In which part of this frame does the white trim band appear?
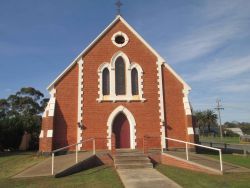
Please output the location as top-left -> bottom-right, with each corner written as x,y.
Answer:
47,130 -> 53,138
111,31 -> 129,48
157,59 -> 166,149
42,88 -> 56,117
77,58 -> 84,150
39,130 -> 44,138
183,88 -> 192,115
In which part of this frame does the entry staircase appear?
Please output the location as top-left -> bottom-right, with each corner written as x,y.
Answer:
114,149 -> 153,169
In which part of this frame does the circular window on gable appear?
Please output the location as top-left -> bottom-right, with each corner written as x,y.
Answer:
115,35 -> 125,44
111,31 -> 129,47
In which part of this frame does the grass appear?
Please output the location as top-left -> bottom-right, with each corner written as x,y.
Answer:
1,152 -> 250,188
0,152 -> 123,188
199,136 -> 240,144
205,153 -> 250,169
156,164 -> 250,188
0,152 -> 46,178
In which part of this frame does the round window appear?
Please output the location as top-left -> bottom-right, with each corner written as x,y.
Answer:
111,31 -> 129,47
115,35 -> 125,44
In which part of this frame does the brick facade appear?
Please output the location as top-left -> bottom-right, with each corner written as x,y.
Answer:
82,20 -> 161,150
39,115 -> 54,152
39,16 -> 196,152
53,64 -> 78,150
162,67 -> 196,148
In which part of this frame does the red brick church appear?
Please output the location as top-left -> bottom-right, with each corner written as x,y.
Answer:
39,15 -> 197,153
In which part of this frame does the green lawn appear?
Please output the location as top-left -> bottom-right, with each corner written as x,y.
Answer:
156,164 -> 250,188
1,152 -> 250,188
199,136 -> 240,144
0,152 -> 123,188
0,152 -> 46,178
205,153 -> 250,169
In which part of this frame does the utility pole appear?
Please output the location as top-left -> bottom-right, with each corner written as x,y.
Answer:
215,99 -> 224,140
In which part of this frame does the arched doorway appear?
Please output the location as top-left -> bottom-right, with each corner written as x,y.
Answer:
112,113 -> 130,148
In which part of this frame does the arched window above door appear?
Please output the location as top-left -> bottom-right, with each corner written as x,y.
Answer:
97,51 -> 145,102
115,57 -> 126,95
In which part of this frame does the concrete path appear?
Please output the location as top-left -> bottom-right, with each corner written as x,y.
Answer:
166,151 -> 250,173
117,168 -> 182,188
14,152 -> 93,178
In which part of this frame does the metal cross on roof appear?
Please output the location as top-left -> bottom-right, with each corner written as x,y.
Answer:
115,0 -> 123,15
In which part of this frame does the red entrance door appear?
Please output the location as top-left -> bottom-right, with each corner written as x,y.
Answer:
112,113 -> 130,148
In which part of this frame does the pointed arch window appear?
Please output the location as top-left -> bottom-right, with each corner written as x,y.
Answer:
102,68 -> 110,95
115,57 -> 126,95
97,52 -> 145,102
131,68 -> 139,95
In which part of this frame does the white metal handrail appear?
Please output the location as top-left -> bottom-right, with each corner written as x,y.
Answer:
51,138 -> 95,175
165,137 -> 223,172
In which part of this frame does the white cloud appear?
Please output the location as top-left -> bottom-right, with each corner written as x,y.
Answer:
165,0 -> 250,64
187,55 -> 250,81
167,24 -> 241,63
218,83 -> 250,93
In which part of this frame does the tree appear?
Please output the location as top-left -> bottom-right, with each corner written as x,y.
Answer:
194,110 -> 218,135
0,87 -> 48,150
0,99 -> 9,119
194,111 -> 206,134
203,110 -> 218,132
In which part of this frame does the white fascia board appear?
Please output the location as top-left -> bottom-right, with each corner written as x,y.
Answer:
119,16 -> 165,62
163,63 -> 191,91
47,16 -> 121,91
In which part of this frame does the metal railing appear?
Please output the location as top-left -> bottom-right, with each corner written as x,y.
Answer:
165,137 -> 223,172
51,138 -> 95,175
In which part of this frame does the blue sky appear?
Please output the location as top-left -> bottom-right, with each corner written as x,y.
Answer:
0,0 -> 250,123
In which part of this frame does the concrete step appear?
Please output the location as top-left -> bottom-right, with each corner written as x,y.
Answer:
115,163 -> 153,169
114,149 -> 153,169
114,153 -> 146,158
115,150 -> 144,155
115,150 -> 143,153
116,149 -> 142,153
115,159 -> 150,164
115,157 -> 150,162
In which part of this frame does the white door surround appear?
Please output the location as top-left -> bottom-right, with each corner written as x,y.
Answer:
107,105 -> 136,149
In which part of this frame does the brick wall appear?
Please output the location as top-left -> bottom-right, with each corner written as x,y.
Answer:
162,67 -> 195,148
39,115 -> 54,152
53,64 -> 78,150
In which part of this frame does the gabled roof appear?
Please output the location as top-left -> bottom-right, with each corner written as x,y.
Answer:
47,15 -> 191,91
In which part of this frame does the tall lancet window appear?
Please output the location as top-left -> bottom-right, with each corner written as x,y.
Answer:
115,57 -> 126,95
131,68 -> 139,95
102,68 -> 110,95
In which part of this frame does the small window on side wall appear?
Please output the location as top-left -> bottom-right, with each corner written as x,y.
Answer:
131,68 -> 139,95
102,68 -> 110,95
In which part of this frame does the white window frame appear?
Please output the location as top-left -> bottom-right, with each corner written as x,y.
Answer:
97,51 -> 145,102
111,31 -> 129,48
